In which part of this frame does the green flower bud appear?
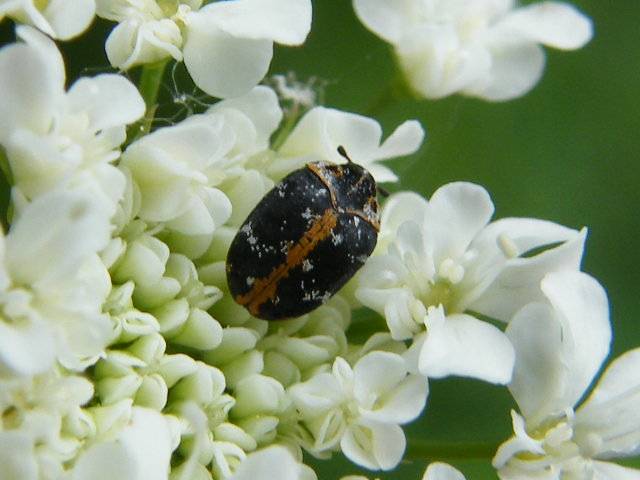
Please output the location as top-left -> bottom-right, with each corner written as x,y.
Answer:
170,308 -> 223,350
135,373 -> 169,410
231,374 -> 286,418
213,423 -> 257,452
220,350 -> 264,389
234,415 -> 279,446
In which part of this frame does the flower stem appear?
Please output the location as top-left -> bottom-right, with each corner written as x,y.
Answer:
0,148 -> 11,230
127,59 -> 170,143
271,103 -> 301,151
405,439 -> 500,462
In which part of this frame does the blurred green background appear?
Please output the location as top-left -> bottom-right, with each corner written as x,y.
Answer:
1,0 -> 638,478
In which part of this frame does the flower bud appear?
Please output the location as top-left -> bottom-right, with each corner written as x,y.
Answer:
220,350 -> 264,389
170,308 -> 223,351
232,374 -> 286,418
135,373 -> 169,410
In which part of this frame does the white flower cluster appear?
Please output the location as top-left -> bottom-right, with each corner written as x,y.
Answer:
0,1 -> 637,480
95,0 -> 312,98
353,0 -> 593,100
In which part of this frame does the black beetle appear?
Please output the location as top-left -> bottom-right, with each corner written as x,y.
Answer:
226,147 -> 380,320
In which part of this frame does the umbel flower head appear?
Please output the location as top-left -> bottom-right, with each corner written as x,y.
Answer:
0,2 -> 635,480
95,0 -> 313,98
356,183 -> 584,385
494,271 -> 640,479
353,0 -> 593,100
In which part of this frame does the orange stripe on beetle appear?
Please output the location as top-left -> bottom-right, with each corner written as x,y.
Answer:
235,208 -> 338,315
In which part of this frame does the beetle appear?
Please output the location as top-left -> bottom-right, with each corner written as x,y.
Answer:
225,146 -> 381,320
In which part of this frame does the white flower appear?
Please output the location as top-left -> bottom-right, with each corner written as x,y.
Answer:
70,407 -> 178,480
228,445 -> 317,480
120,120 -> 232,237
274,107 -> 425,182
121,85 -> 284,258
494,271 -> 640,479
96,0 -> 189,68
422,463 -> 467,480
357,182 -> 585,384
288,351 -> 428,470
0,26 -> 145,213
0,0 -> 95,40
97,0 -> 312,98
353,0 -> 593,101
0,189 -> 113,376
0,367 -> 95,479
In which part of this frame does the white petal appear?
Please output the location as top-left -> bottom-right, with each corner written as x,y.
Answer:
288,373 -> 345,418
466,39 -> 545,101
375,287 -> 422,341
208,86 -> 283,149
164,193 -> 215,236
122,124 -> 218,222
376,120 -> 425,161
403,332 -> 425,374
378,191 -> 428,246
468,217 -> 580,267
0,311 -> 57,377
279,107 -> 382,164
492,410 -> 545,468
361,374 -> 428,425
366,164 -> 398,183
592,461 -> 640,480
506,302 -> 567,422
333,356 -> 355,391
44,0 -> 96,40
498,2 -> 593,50
341,421 -> 405,470
277,106 -> 413,182
397,25 -> 491,100
575,348 -> 640,458
106,19 -> 183,69
201,0 -> 311,45
229,446 -> 300,480
6,190 -> 111,286
67,74 -> 145,132
16,24 -> 65,88
0,432 -> 38,480
422,462 -> 466,480
353,0 -> 419,43
420,313 -> 515,384
353,351 -> 407,403
184,13 -> 272,98
0,29 -> 62,140
541,271 -> 611,409
424,182 -> 494,263
72,408 -> 174,480
468,228 -> 586,322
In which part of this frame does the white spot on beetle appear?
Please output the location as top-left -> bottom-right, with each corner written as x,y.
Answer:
241,223 -> 252,235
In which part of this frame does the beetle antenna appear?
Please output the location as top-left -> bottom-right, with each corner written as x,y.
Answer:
377,186 -> 390,198
337,145 -> 354,163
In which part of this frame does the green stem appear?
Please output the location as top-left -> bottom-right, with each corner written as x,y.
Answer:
271,103 -> 301,151
405,440 -> 500,462
0,148 -> 11,231
127,59 -> 170,143
0,148 -> 12,186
